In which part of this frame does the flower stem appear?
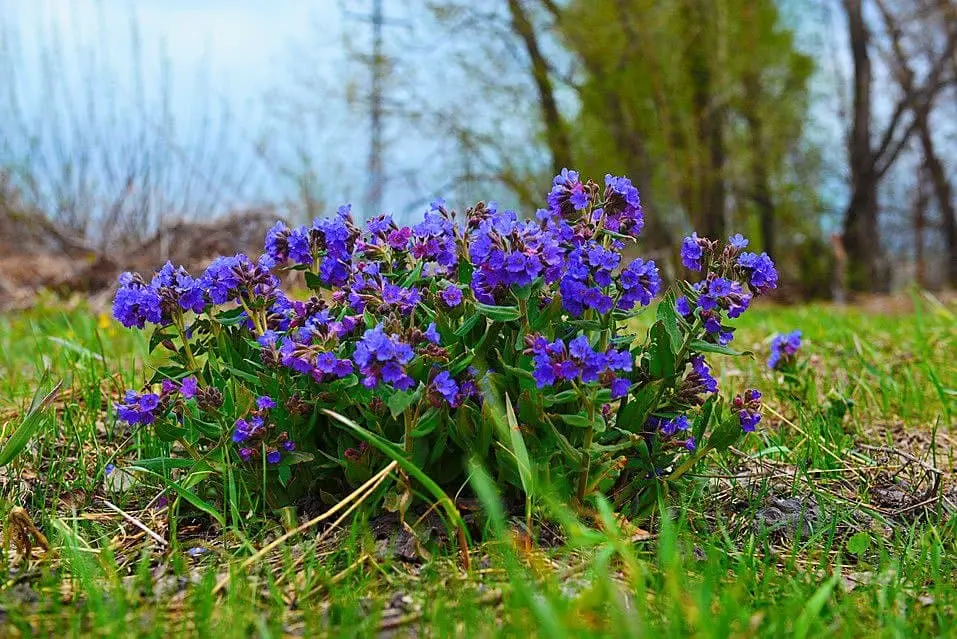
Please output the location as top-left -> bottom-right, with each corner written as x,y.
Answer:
173,314 -> 201,376
666,443 -> 710,482
576,399 -> 596,503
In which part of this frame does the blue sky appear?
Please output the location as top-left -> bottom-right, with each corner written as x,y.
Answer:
2,0 -> 508,224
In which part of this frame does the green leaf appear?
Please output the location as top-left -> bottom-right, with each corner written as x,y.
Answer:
453,313 -> 483,337
846,532 -> 870,555
647,321 -> 676,379
132,466 -> 225,527
692,395 -> 717,442
0,381 -> 61,467
412,407 -> 442,437
616,380 -> 663,432
131,457 -> 196,473
656,292 -> 681,347
388,387 -> 422,419
278,465 -> 292,486
543,389 -> 578,405
304,271 -> 324,290
154,419 -> 188,443
500,394 -> 535,496
794,574 -> 839,639
706,408 -> 742,451
474,302 -> 522,322
689,340 -> 751,357
283,451 -> 315,465
323,409 -> 469,536
400,261 -> 424,287
214,307 -> 249,327
559,413 -> 597,429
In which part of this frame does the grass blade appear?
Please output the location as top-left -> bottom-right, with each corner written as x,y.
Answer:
0,380 -> 61,467
322,408 -> 468,537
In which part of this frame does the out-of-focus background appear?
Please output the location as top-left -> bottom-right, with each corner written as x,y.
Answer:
0,0 -> 954,306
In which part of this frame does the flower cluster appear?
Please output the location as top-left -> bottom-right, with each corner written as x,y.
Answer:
115,376 -> 199,426
353,324 -> 417,390
768,330 -> 802,370
233,395 -> 295,464
676,233 -> 778,345
734,389 -> 763,432
527,335 -> 632,398
112,168 -> 774,510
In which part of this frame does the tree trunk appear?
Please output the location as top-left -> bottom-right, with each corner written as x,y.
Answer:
685,0 -> 726,241
917,116 -> 957,287
506,0 -> 573,175
842,0 -> 886,292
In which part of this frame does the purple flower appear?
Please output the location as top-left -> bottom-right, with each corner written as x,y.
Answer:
676,296 -> 694,317
728,234 -> 749,250
115,390 -> 163,426
266,450 -> 281,464
737,251 -> 778,294
239,447 -> 254,462
689,355 -> 718,393
547,168 -> 588,217
353,324 -> 416,390
738,410 -> 762,432
768,330 -> 802,370
264,222 -> 292,263
256,396 -> 276,411
733,388 -> 763,433
180,376 -> 198,399
441,284 -> 463,308
610,377 -> 630,398
424,322 -> 441,344
431,370 -> 459,405
617,258 -> 661,310
113,272 -> 163,329
651,415 -> 691,436
528,335 -> 632,390
602,174 -> 644,236
681,233 -> 705,271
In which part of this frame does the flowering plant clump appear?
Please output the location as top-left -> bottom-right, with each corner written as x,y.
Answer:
768,329 -> 802,371
112,170 -> 776,518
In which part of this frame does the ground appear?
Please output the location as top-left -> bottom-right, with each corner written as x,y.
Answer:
0,292 -> 954,637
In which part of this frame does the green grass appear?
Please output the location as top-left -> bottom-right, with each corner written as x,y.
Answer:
0,293 -> 955,637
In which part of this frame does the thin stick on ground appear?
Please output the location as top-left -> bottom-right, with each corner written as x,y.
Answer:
99,499 -> 168,547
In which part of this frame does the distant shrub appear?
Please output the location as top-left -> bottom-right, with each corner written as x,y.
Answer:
113,170 -> 776,520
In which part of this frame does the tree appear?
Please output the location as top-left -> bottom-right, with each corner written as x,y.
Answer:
560,0 -> 815,261
839,0 -> 957,291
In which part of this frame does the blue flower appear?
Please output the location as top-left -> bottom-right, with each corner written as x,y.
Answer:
602,174 -> 644,236
266,450 -> 281,464
353,324 -> 415,390
424,322 -> 441,344
441,284 -> 463,308
431,370 -> 459,405
256,396 -> 276,411
681,233 -> 705,271
610,377 -> 630,398
617,258 -> 661,310
737,251 -> 778,294
113,273 -> 163,329
768,330 -> 802,370
690,355 -> 718,393
733,388 -> 763,432
728,234 -> 749,250
115,390 -> 163,426
651,415 -> 691,436
180,376 -> 198,399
